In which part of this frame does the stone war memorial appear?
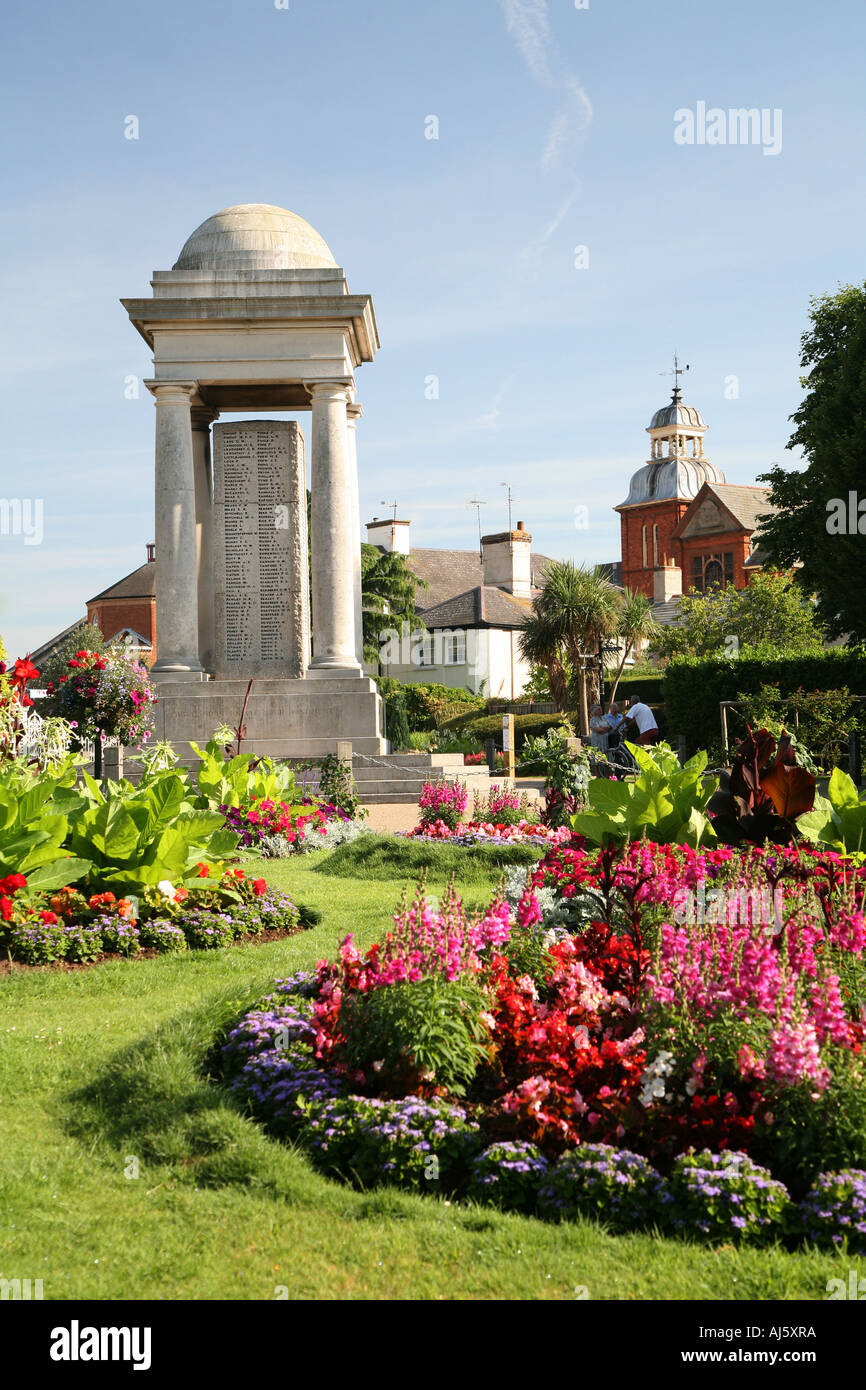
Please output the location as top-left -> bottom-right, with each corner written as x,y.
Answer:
122,203 -> 387,755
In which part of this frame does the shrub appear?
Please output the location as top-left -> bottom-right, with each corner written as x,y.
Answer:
798,1169 -> 866,1254
138,920 -> 188,953
439,710 -> 570,749
182,912 -> 235,950
418,780 -> 468,829
751,1048 -> 866,1192
665,1150 -> 791,1244
317,833 -> 544,882
304,1094 -> 480,1190
62,922 -> 104,962
339,974 -> 493,1096
5,920 -> 68,964
377,680 -> 484,732
467,1141 -> 549,1212
99,919 -> 141,957
317,754 -> 363,820
663,649 -> 866,757
386,691 -> 411,750
538,1144 -> 664,1232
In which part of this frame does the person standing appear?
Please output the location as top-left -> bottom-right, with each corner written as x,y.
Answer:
589,703 -> 612,751
623,695 -> 659,745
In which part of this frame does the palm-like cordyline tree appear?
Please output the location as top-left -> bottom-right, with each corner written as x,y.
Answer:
517,608 -> 570,713
533,561 -> 622,735
606,588 -> 661,710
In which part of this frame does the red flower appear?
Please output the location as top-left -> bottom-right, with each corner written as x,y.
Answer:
196,863 -> 210,878
11,656 -> 39,684
0,873 -> 27,895
39,910 -> 58,925
1,896 -> 13,922
253,879 -> 267,897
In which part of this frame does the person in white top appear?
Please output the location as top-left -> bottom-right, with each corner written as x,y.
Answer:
623,696 -> 659,745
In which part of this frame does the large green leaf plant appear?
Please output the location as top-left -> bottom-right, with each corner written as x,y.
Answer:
0,755 -> 92,891
570,742 -> 719,848
797,768 -> 866,859
67,766 -> 240,892
190,738 -> 299,810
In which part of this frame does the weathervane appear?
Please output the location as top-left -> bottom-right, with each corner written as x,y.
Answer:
660,352 -> 690,401
380,499 -> 399,522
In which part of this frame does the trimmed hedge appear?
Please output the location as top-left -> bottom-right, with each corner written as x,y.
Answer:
374,678 -> 484,732
664,649 -> 866,756
441,705 -> 669,750
439,709 -> 569,749
610,673 -> 665,706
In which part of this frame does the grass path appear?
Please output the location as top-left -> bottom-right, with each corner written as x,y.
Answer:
0,852 -> 858,1300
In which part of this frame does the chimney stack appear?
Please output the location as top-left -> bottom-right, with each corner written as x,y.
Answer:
481,523 -> 532,597
366,517 -> 410,555
653,561 -> 682,604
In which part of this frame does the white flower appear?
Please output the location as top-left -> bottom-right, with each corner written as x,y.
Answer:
157,880 -> 176,899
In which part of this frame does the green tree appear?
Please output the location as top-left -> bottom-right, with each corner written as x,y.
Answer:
757,282 -> 866,641
37,620 -> 108,690
606,588 -> 661,709
654,571 -> 825,661
517,609 -> 570,713
361,543 -> 427,669
529,562 -> 621,734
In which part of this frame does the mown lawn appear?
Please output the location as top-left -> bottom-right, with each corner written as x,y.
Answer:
0,851 -> 859,1301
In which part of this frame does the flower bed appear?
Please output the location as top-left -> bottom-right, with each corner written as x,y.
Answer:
221,794 -> 356,854
220,842 -> 866,1247
0,866 -> 306,967
405,819 -> 571,847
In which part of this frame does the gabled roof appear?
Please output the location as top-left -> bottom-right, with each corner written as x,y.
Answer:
87,562 -> 156,604
29,620 -> 90,665
397,547 -> 555,612
420,585 -> 536,630
108,628 -> 153,649
671,482 -> 775,541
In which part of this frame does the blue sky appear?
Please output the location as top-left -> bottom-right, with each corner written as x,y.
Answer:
1,0 -> 865,659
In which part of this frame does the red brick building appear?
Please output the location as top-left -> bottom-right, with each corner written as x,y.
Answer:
615,385 -> 774,607
85,546 -> 156,665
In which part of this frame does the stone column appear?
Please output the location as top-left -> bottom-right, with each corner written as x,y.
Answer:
307,381 -> 362,675
346,400 -> 364,667
191,406 -> 217,672
146,381 -> 204,676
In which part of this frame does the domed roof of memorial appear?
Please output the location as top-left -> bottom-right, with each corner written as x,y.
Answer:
649,398 -> 707,430
173,204 -> 338,271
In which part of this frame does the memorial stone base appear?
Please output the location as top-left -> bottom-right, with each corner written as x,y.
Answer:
151,675 -> 388,759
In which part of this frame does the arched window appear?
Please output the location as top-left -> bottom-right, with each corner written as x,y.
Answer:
652,524 -> 659,566
641,525 -> 648,568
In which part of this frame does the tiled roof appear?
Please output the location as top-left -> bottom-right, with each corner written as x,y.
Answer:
30,619 -> 89,665
87,562 -> 156,603
704,484 -> 776,533
650,596 -> 684,628
405,547 -> 555,612
421,585 -> 536,630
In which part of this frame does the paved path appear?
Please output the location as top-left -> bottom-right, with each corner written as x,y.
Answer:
361,803 -> 419,834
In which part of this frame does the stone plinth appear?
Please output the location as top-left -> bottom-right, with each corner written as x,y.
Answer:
151,677 -> 387,758
212,420 -> 310,679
